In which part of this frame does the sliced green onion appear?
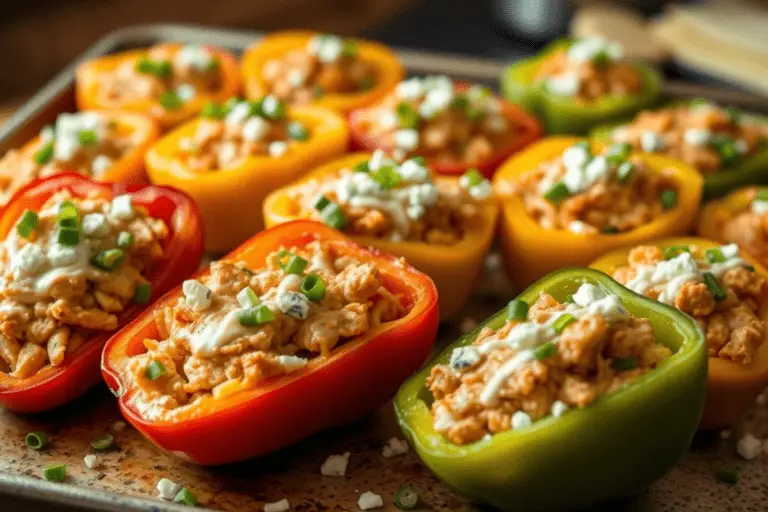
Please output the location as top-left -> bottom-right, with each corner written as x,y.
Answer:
600,225 -> 619,234
757,189 -> 768,202
534,341 -> 556,360
616,161 -> 635,184
506,299 -> 529,322
134,282 -> 152,304
313,86 -> 325,98
606,142 -> 632,161
42,463 -> 67,482
563,294 -> 575,304
660,189 -> 677,210
716,465 -> 738,484
394,486 -> 419,510
462,168 -> 484,187
711,136 -> 739,167
78,130 -> 98,147
592,50 -> 611,68
57,227 -> 80,246
370,165 -> 402,190
612,356 -> 638,372
451,95 -> 469,111
200,101 -> 226,119
313,195 -> 331,211
57,201 -> 79,228
543,182 -> 571,204
746,264 -> 756,272
320,203 -> 347,230
16,210 -> 39,238
117,231 -> 134,249
553,314 -> 576,334
237,286 -> 259,308
259,97 -> 286,120
135,57 -> 172,78
300,274 -> 326,302
145,360 -> 167,380
396,101 -> 420,129
237,304 -> 275,326
277,251 -> 308,275
359,77 -> 375,91
352,161 -> 370,173
90,433 -> 114,451
410,156 -> 426,166
703,272 -> 727,301
91,249 -> 125,271
159,91 -> 184,110
664,245 -> 690,260
223,97 -> 240,113
705,248 -> 727,264
465,105 -> 485,121
724,107 -> 741,125
341,39 -> 357,58
174,488 -> 199,506
25,431 -> 48,450
33,142 -> 54,165
287,122 -> 309,141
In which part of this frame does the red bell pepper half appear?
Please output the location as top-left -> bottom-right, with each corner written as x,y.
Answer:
348,81 -> 543,178
101,220 -> 439,465
0,173 -> 204,412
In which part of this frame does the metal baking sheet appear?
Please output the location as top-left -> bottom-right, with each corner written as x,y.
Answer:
1,22 -> 768,512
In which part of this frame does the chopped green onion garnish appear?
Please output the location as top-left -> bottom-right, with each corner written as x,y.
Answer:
606,142 -> 632,162
711,136 -> 739,167
563,294 -> 574,304
145,360 -> 167,380
352,161 -> 370,173
553,314 -> 576,334
57,227 -> 80,246
451,95 -> 469,111
394,486 -> 419,510
237,286 -> 259,308
462,168 -> 484,187
174,487 -> 199,506
410,156 -> 426,166
237,304 -> 275,326
543,182 -> 571,204
200,101 -> 226,119
320,203 -> 347,230
313,195 -> 331,211
300,274 -> 326,302
664,245 -> 690,260
705,248 -> 727,264
135,57 -> 172,78
757,189 -> 768,202
90,433 -> 114,451
716,465 -> 738,484
341,39 -> 357,58
572,140 -> 592,157
42,463 -> 67,482
506,299 -> 529,322
57,201 -> 79,228
313,86 -> 325,98
724,107 -> 741,125
159,91 -> 184,110
91,249 -> 125,271
16,210 -> 39,238
277,251 -> 308,275
359,77 -> 375,91
134,282 -> 152,304
33,142 -> 54,165
592,50 -> 611,68
259,97 -> 286,120
660,189 -> 677,210
616,161 -> 635,184
600,225 -> 619,234
370,165 -> 402,190
612,356 -> 638,372
534,341 -> 556,360
465,105 -> 485,121
78,130 -> 98,147
746,264 -> 756,272
117,231 -> 134,249
396,102 -> 420,129
703,272 -> 727,301
25,432 -> 48,450
287,122 -> 309,141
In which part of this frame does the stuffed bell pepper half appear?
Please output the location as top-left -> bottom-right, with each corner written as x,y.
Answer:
501,38 -> 661,134
591,237 -> 768,429
0,173 -> 204,412
263,151 -> 499,319
493,136 -> 702,289
101,220 -> 439,465
0,110 -> 159,205
76,43 -> 241,130
395,268 -> 707,512
348,76 -> 542,178
591,100 -> 768,199
145,96 -> 348,253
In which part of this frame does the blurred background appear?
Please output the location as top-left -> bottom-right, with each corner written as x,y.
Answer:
0,0 -> 767,117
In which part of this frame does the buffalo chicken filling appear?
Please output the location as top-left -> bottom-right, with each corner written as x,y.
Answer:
353,76 -> 516,163
428,284 -> 671,445
100,44 -> 223,112
0,112 -> 142,204
289,150 -> 492,244
534,38 -> 643,102
611,102 -> 768,174
0,191 -> 167,378
261,34 -> 378,105
175,97 -> 309,171
613,244 -> 767,364
702,189 -> 768,268
511,141 -> 678,234
126,241 -> 405,421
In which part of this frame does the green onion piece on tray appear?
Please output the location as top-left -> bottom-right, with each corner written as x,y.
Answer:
91,433 -> 115,451
25,432 -> 48,451
394,486 -> 419,510
174,487 -> 200,506
42,463 -> 67,482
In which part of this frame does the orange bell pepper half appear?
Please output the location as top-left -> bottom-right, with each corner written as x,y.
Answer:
76,43 -> 241,130
493,136 -> 703,290
263,152 -> 499,320
348,81 -> 543,178
0,173 -> 204,412
101,220 -> 439,465
145,104 -> 348,253
241,31 -> 404,113
590,236 -> 768,429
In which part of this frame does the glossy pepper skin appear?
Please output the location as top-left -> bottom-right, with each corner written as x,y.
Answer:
262,153 -> 499,319
76,43 -> 241,130
395,268 -> 707,512
493,136 -> 703,290
500,40 -> 662,135
591,236 -> 768,429
591,106 -> 768,200
241,31 -> 404,114
348,81 -> 543,179
102,221 -> 439,465
145,105 -> 348,253
0,173 -> 204,413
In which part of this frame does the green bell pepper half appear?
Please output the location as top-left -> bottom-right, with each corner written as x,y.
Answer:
591,104 -> 768,200
394,268 -> 707,512
500,40 -> 662,135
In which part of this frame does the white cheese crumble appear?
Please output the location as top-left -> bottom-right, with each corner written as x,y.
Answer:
640,131 -> 664,152
264,499 -> 290,512
276,355 -> 308,372
567,37 -> 623,63
269,141 -> 289,158
287,69 -> 306,87
110,194 -> 134,220
276,291 -> 309,320
382,438 -> 409,458
156,478 -> 182,500
396,78 -> 424,100
47,244 -> 79,268
176,45 -> 216,72
393,129 -> 419,151
308,35 -> 344,63
358,492 -> 383,511
53,112 -> 105,162
91,155 -> 113,176
176,84 -> 197,102
551,400 -> 569,417
262,96 -> 281,118
511,411 -> 532,430
752,198 -> 768,215
567,220 -> 589,235
182,280 -> 212,311
83,454 -> 100,469
82,213 -> 109,237
320,452 -> 350,477
12,244 -> 47,279
546,72 -> 580,97
450,346 -> 481,371
683,128 -> 712,147
737,433 -> 763,460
